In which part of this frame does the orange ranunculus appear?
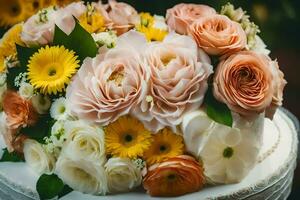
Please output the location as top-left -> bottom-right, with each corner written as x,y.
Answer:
143,155 -> 205,197
3,91 -> 38,129
189,14 -> 247,56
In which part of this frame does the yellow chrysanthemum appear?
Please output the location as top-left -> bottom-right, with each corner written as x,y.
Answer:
79,12 -> 105,34
144,129 -> 184,165
0,23 -> 24,72
25,0 -> 57,15
27,46 -> 79,95
0,0 -> 30,27
105,116 -> 153,159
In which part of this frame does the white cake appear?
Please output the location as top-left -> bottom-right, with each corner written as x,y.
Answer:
0,108 -> 297,200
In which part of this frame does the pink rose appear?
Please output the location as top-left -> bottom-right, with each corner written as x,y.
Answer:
102,0 -> 140,35
66,31 -> 149,125
189,14 -> 247,56
166,3 -> 216,35
21,2 -> 86,46
132,32 -> 213,133
213,51 -> 286,118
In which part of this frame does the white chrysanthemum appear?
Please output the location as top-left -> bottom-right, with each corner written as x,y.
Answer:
50,97 -> 70,120
19,82 -> 34,99
31,94 -> 51,114
92,31 -> 117,48
182,110 -> 264,184
23,139 -> 56,175
153,15 -> 168,30
55,156 -> 108,195
105,157 -> 142,193
250,35 -> 270,55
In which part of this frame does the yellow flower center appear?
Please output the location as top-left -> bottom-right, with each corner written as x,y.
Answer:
223,147 -> 234,158
108,66 -> 125,86
122,132 -> 137,147
158,143 -> 170,154
161,54 -> 176,66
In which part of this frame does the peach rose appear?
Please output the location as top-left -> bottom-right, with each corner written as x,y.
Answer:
103,0 -> 140,35
166,3 -> 216,35
2,91 -> 38,129
132,32 -> 213,132
66,31 -> 149,126
213,51 -> 286,118
189,14 -> 247,56
143,155 -> 205,197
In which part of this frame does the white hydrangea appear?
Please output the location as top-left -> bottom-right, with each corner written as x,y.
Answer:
50,97 -> 70,120
92,31 -> 117,49
19,82 -> 34,99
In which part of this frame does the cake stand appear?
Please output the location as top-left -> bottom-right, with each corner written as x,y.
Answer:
0,107 -> 298,200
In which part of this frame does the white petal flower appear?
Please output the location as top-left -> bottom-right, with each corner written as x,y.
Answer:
251,35 -> 270,55
18,82 -> 34,99
23,139 -> 56,175
31,94 -> 51,114
105,157 -> 142,193
63,120 -> 106,165
92,31 -> 117,48
50,97 -> 70,120
182,110 -> 264,184
153,15 -> 168,30
55,156 -> 108,195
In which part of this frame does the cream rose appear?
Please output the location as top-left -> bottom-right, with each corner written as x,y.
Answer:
67,31 -> 149,126
132,32 -> 213,132
105,157 -> 142,193
55,156 -> 108,195
189,14 -> 247,56
23,139 -> 55,175
62,120 -> 106,165
213,51 -> 286,118
166,3 -> 216,35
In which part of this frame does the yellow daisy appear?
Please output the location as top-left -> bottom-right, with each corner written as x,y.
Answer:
56,0 -> 79,7
27,46 -> 79,95
78,4 -> 105,34
0,0 -> 30,27
25,0 -> 57,14
0,23 -> 24,72
144,128 -> 184,165
105,116 -> 153,159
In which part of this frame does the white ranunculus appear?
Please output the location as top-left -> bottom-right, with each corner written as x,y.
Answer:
182,110 -> 264,184
23,139 -> 56,175
19,82 -> 34,99
105,157 -> 142,193
50,97 -> 70,120
63,120 -> 106,165
31,94 -> 51,114
55,156 -> 108,195
251,35 -> 270,55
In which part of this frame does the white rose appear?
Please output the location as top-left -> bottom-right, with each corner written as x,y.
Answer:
31,94 -> 51,114
19,82 -> 34,99
23,139 -> 56,175
55,156 -> 108,195
50,97 -> 70,120
105,157 -> 142,193
63,120 -> 106,165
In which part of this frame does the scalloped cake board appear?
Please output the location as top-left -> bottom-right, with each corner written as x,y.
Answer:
0,108 -> 298,200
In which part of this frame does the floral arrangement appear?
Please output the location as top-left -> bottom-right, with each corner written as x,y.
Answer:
0,1 -> 286,199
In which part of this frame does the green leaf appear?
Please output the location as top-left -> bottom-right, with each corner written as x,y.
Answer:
53,20 -> 98,63
36,174 -> 64,200
0,148 -> 24,162
204,88 -> 233,127
21,114 -> 54,144
58,185 -> 73,198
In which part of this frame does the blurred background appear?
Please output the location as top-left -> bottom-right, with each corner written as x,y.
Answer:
0,0 -> 299,199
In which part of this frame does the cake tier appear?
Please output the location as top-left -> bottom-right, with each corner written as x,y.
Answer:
0,108 -> 298,200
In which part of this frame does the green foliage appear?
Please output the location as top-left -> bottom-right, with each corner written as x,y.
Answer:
53,19 -> 98,63
36,174 -> 65,200
204,88 -> 233,127
0,148 -> 24,162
